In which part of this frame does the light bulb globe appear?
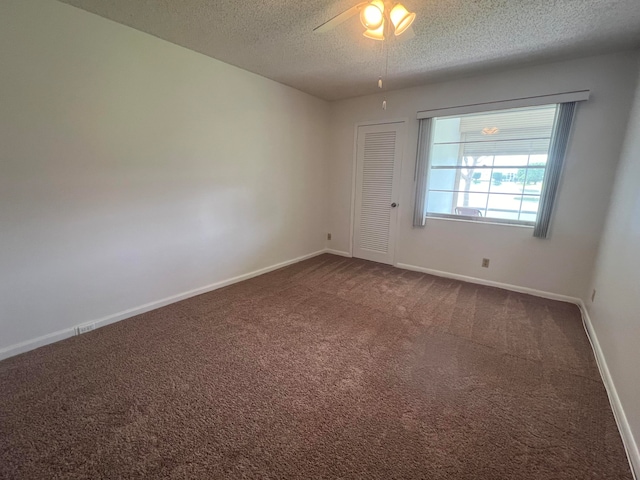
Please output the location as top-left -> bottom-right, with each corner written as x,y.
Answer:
360,4 -> 384,30
363,23 -> 385,41
390,3 -> 416,36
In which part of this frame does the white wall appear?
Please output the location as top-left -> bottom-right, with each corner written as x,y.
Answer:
327,52 -> 639,298
586,65 -> 640,470
0,0 -> 329,353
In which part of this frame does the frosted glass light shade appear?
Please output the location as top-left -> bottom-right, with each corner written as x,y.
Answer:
360,2 -> 384,30
390,3 -> 416,36
363,23 -> 385,40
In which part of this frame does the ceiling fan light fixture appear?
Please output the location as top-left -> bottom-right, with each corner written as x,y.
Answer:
390,3 -> 416,36
363,23 -> 385,41
360,1 -> 385,30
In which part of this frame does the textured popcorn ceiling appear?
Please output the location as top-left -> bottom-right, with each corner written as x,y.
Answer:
57,0 -> 640,101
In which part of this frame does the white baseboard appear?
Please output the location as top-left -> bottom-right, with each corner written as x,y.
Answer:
325,249 -> 352,258
0,328 -> 78,361
395,262 -> 580,304
0,249 -> 327,361
578,301 -> 639,479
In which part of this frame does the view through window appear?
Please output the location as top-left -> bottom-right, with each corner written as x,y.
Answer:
426,104 -> 558,224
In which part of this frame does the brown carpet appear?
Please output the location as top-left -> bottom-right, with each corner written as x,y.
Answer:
0,254 -> 632,479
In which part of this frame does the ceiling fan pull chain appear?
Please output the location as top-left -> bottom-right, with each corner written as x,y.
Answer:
382,34 -> 390,110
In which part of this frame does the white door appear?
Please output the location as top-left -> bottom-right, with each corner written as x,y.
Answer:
353,122 -> 404,265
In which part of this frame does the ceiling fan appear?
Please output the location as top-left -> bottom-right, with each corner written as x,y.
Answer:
314,0 -> 416,41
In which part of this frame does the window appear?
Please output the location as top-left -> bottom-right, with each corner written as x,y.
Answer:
413,96 -> 583,238
425,104 -> 557,225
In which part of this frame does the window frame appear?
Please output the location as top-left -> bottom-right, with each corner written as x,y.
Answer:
422,104 -> 558,227
413,93 -> 586,237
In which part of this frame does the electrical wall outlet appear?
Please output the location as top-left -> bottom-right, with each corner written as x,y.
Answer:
591,289 -> 596,302
482,258 -> 490,268
75,323 -> 95,335
327,233 -> 332,240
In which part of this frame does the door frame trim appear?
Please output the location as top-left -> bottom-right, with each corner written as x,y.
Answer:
349,118 -> 409,264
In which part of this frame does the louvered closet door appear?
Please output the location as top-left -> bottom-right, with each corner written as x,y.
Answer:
353,122 -> 404,265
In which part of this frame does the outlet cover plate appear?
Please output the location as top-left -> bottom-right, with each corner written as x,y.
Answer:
75,323 -> 95,335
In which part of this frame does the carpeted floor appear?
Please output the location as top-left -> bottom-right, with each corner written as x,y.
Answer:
0,254 -> 632,479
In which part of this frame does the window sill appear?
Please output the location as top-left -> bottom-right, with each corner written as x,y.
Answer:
425,214 -> 535,229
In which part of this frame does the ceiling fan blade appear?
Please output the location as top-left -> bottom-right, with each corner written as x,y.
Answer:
313,2 -> 367,33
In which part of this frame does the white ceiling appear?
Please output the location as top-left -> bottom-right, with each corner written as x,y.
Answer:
57,0 -> 640,101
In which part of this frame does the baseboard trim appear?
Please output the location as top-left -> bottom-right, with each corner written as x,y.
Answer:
0,249 -> 327,361
395,262 -> 580,304
0,328 -> 78,361
577,301 -> 639,479
325,249 -> 352,258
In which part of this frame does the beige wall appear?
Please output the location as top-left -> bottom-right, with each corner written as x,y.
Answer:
0,0 -> 329,353
327,52 -> 639,298
587,64 -> 640,470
